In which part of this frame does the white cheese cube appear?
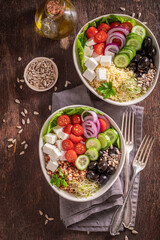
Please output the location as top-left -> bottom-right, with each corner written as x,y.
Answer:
86,38 -> 96,47
49,145 -> 62,161
56,140 -> 63,151
84,46 -> 94,57
83,69 -> 96,82
46,160 -> 58,172
45,133 -> 57,144
59,151 -> 67,161
92,52 -> 102,62
43,143 -> 55,155
96,68 -> 107,81
100,55 -> 112,67
53,125 -> 63,136
85,57 -> 98,70
84,56 -> 89,63
57,131 -> 69,140
105,51 -> 115,59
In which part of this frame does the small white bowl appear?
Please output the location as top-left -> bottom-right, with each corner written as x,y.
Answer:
39,105 -> 125,202
24,57 -> 58,92
73,14 -> 160,106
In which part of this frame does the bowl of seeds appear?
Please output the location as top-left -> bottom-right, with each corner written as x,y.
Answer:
24,57 -> 58,92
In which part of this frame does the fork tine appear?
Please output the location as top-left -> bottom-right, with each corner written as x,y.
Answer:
131,112 -> 134,143
141,137 -> 154,165
137,135 -> 150,163
121,112 -> 125,136
128,112 -> 131,143
133,135 -> 147,162
124,112 -> 128,142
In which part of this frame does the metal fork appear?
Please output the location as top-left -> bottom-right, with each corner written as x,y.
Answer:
110,135 -> 154,236
121,111 -> 134,228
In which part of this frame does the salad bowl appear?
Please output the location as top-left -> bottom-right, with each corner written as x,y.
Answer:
39,105 -> 125,202
73,14 -> 160,106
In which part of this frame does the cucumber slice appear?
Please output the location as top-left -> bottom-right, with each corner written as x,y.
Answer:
113,53 -> 130,68
114,135 -> 121,149
131,25 -> 146,40
104,128 -> 118,144
98,133 -> 111,150
126,38 -> 142,51
75,155 -> 90,170
85,148 -> 99,161
119,48 -> 134,60
86,138 -> 101,151
126,33 -> 143,43
124,45 -> 136,57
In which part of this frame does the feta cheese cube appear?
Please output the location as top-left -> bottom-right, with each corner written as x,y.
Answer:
85,57 -> 98,70
45,133 -> 57,144
84,46 -> 94,57
96,68 -> 107,81
53,125 -> 63,136
105,51 -> 115,59
46,160 -> 58,172
83,69 -> 96,82
56,140 -> 63,151
59,151 -> 67,161
92,52 -> 102,62
84,56 -> 89,63
86,38 -> 96,47
57,131 -> 69,140
43,143 -> 55,155
49,145 -> 62,161
100,55 -> 112,67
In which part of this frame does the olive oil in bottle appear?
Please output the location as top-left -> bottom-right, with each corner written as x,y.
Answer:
35,0 -> 77,40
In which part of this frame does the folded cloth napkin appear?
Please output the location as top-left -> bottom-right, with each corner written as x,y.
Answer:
52,85 -> 144,232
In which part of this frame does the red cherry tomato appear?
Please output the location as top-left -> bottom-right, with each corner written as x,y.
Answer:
110,21 -> 121,28
98,23 -> 111,32
86,27 -> 98,38
62,139 -> 74,151
71,114 -> 82,124
99,118 -> 107,132
120,22 -> 133,32
75,143 -> 86,154
70,134 -> 83,143
71,124 -> 83,136
94,43 -> 105,55
57,115 -> 70,127
94,31 -> 107,43
63,124 -> 73,134
65,150 -> 77,163
82,136 -> 87,143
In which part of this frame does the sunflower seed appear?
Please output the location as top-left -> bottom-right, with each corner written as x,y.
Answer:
2,119 -> 5,123
20,85 -> 23,89
116,232 -> 120,235
18,129 -> 23,134
15,99 -> 20,104
8,138 -> 13,142
132,230 -> 138,234
54,86 -> 57,91
12,139 -> 16,144
24,108 -> 28,114
24,144 -> 28,150
19,151 -> 25,155
22,119 -> 25,125
21,141 -> 26,145
39,210 -> 43,216
45,214 -> 49,219
87,231 -> 90,235
129,227 -> 134,230
27,118 -> 30,124
17,77 -> 20,83
48,217 -> 54,221
138,12 -> 141,18
142,22 -> 147,25
125,236 -> 129,240
8,144 -> 13,148
45,219 -> 48,225
48,105 -> 52,111
132,12 -> 135,17
119,7 -> 125,11
64,80 -> 71,88
16,126 -> 22,129
20,79 -> 24,83
33,111 -> 39,115
21,112 -> 25,117
18,57 -> 22,62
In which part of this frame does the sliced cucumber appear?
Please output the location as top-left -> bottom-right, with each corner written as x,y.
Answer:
126,38 -> 142,51
86,138 -> 101,151
113,53 -> 130,68
126,33 -> 143,43
124,45 -> 136,57
114,135 -> 121,149
104,128 -> 118,144
119,48 -> 134,60
98,133 -> 111,150
131,25 -> 146,40
85,148 -> 99,161
75,155 -> 90,170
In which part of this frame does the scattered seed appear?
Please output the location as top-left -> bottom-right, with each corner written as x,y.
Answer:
27,118 -> 30,124
21,141 -> 26,145
129,226 -> 134,230
17,77 -> 20,83
48,217 -> 54,221
24,144 -> 28,150
125,236 -> 129,240
20,79 -> 24,82
132,12 -> 135,17
24,108 -> 28,114
2,119 -> 5,123
16,126 -> 22,129
54,86 -> 57,91
39,210 -> 43,216
142,22 -> 147,25
87,231 -> 90,235
132,230 -> 138,234
33,111 -> 39,115
138,12 -> 141,18
12,139 -> 16,144
18,129 -> 23,134
20,85 -> 23,89
115,232 -> 120,235
21,112 -> 25,117
18,57 -> 22,62
22,119 -> 25,125
8,144 -> 13,148
45,219 -> 48,225
15,99 -> 20,104
48,105 -> 52,111
45,214 -> 49,220
19,151 -> 25,155
8,138 -> 13,142
64,80 -> 71,88
119,7 -> 125,11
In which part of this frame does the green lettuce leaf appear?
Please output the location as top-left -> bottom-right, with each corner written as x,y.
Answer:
106,14 -> 136,27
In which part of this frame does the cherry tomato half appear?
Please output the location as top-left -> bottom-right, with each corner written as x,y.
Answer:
94,43 -> 105,55
75,143 -> 86,155
71,114 -> 82,124
71,124 -> 83,136
110,21 -> 121,28
94,31 -> 107,43
63,124 -> 73,134
57,115 -> 70,127
65,150 -> 77,163
62,139 -> 74,151
70,134 -> 83,143
120,22 -> 133,32
99,118 -> 107,132
86,26 -> 98,38
98,23 -> 111,32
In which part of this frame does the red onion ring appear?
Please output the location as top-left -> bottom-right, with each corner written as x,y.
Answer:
106,32 -> 126,49
104,43 -> 120,54
82,120 -> 98,138
81,111 -> 98,123
107,26 -> 129,36
97,114 -> 110,129
95,119 -> 100,133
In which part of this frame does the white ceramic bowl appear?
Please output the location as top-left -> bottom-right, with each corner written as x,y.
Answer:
73,14 -> 160,106
39,105 -> 125,202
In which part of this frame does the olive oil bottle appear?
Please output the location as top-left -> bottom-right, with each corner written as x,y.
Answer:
35,0 -> 77,40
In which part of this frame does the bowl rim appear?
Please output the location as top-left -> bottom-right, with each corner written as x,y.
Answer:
73,13 -> 160,106
39,104 -> 126,202
24,57 -> 58,92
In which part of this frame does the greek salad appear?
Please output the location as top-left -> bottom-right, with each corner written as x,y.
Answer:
76,15 -> 157,102
42,107 -> 121,198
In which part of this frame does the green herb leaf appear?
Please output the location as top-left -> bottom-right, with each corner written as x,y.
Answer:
58,168 -> 64,178
60,179 -> 68,187
50,175 -> 60,187
97,82 -> 116,99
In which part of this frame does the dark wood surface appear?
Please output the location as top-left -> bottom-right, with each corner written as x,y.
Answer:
0,0 -> 160,239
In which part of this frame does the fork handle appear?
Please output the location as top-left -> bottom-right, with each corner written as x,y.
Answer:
110,170 -> 137,236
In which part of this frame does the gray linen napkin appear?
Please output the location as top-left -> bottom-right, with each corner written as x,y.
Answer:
52,85 -> 144,232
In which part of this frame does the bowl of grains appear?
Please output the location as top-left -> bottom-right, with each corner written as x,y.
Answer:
24,57 -> 58,92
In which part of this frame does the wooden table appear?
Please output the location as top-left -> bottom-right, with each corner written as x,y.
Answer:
0,0 -> 160,239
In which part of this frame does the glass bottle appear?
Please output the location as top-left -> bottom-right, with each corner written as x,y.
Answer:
35,0 -> 77,40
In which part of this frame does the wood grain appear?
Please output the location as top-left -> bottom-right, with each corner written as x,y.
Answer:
0,0 -> 160,239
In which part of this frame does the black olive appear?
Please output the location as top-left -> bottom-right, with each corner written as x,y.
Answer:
98,174 -> 108,186
135,72 -> 143,78
108,147 -> 118,156
143,68 -> 149,74
86,171 -> 99,181
149,57 -> 154,65
132,54 -> 142,63
128,62 -> 137,72
88,161 -> 98,170
147,46 -> 156,57
97,161 -> 108,173
106,166 -> 116,175
138,57 -> 150,70
140,49 -> 146,56
98,150 -> 104,157
142,37 -> 152,49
